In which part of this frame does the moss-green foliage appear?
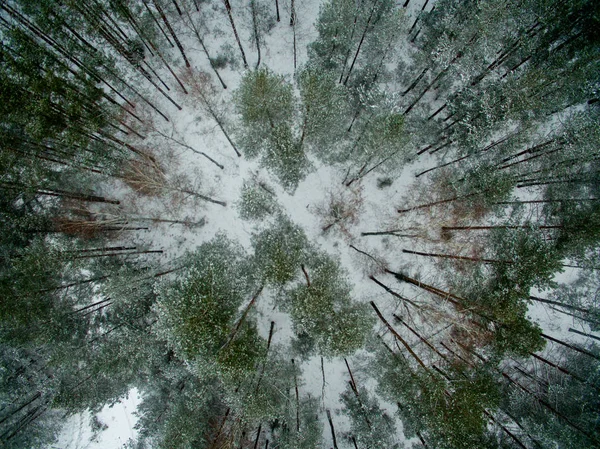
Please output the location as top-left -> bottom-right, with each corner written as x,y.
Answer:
233,355 -> 296,423
238,182 -> 279,220
340,382 -> 398,448
252,216 -> 309,286
284,251 -> 372,356
235,69 -> 309,192
265,124 -> 311,193
156,236 -> 263,379
378,352 -> 501,449
272,396 -> 323,449
235,68 -> 295,159
298,68 -> 350,157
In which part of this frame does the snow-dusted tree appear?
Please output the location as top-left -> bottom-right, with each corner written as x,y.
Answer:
340,381 -> 398,448
271,396 -> 323,449
236,68 -> 309,191
502,344 -> 600,449
238,180 -> 279,220
283,250 -> 372,356
155,235 -> 264,382
297,67 -> 351,159
252,215 -> 309,286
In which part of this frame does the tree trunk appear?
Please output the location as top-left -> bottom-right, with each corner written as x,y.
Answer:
301,265 -> 311,286
142,0 -> 175,47
403,68 -> 429,97
275,0 -> 280,21
441,225 -> 564,232
251,0 -> 262,69
398,191 -> 479,213
343,0 -> 378,86
291,358 -> 300,431
152,0 -> 191,67
503,371 -> 600,446
394,314 -> 451,364
548,306 -> 600,327
402,248 -> 511,264
221,285 -> 264,351
427,103 -> 446,120
369,276 -> 421,309
339,1 -> 362,83
171,0 -> 183,15
529,295 -> 590,315
253,424 -> 262,449
385,269 -> 466,309
428,139 -> 453,155
541,333 -> 600,361
370,301 -> 429,371
223,0 -> 249,68
291,0 -> 297,70
568,328 -> 600,342
326,409 -> 339,449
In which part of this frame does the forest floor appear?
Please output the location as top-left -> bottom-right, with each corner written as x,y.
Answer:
53,0 -> 589,447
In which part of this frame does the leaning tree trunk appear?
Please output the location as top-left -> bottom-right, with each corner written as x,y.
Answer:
223,0 -> 248,68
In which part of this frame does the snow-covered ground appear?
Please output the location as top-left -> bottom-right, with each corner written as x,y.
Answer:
52,0 -> 598,447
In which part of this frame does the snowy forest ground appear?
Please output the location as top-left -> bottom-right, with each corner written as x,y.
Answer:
44,0 -> 595,447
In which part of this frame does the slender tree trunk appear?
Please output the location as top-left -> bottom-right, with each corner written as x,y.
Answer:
568,328 -> 600,342
428,139 -> 453,155
541,333 -> 600,361
441,225 -> 563,232
548,306 -> 600,327
252,424 -> 262,449
301,265 -> 311,286
339,0 -> 362,83
385,269 -> 464,309
343,0 -> 378,86
174,188 -> 227,206
223,0 -> 249,68
152,0 -> 191,67
530,352 -> 599,391
397,190 -> 480,213
495,198 -> 599,205
402,248 -> 511,264
529,295 -> 590,315
369,276 -> 420,309
221,285 -> 264,351
326,409 -> 339,449
291,0 -> 297,70
371,301 -> 431,373
0,183 -> 120,205
275,0 -> 280,21
394,315 -> 452,364
142,0 -> 175,47
290,359 -> 300,431
251,0 -> 262,69
428,103 -> 446,120
171,0 -> 183,15
503,371 -> 600,446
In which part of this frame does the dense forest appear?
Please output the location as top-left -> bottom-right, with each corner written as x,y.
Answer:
1,0 -> 599,447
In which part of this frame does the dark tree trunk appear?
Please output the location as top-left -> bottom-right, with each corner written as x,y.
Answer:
402,248 -> 511,264
541,333 -> 600,361
529,295 -> 590,315
223,0 -> 249,68
568,328 -> 600,342
369,276 -> 421,309
152,0 -> 191,67
403,68 -> 429,96
370,301 -> 429,371
251,0 -> 262,69
344,0 -> 378,86
326,409 -> 339,449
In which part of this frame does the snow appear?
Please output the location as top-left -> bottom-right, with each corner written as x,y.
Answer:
52,0 -> 599,447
